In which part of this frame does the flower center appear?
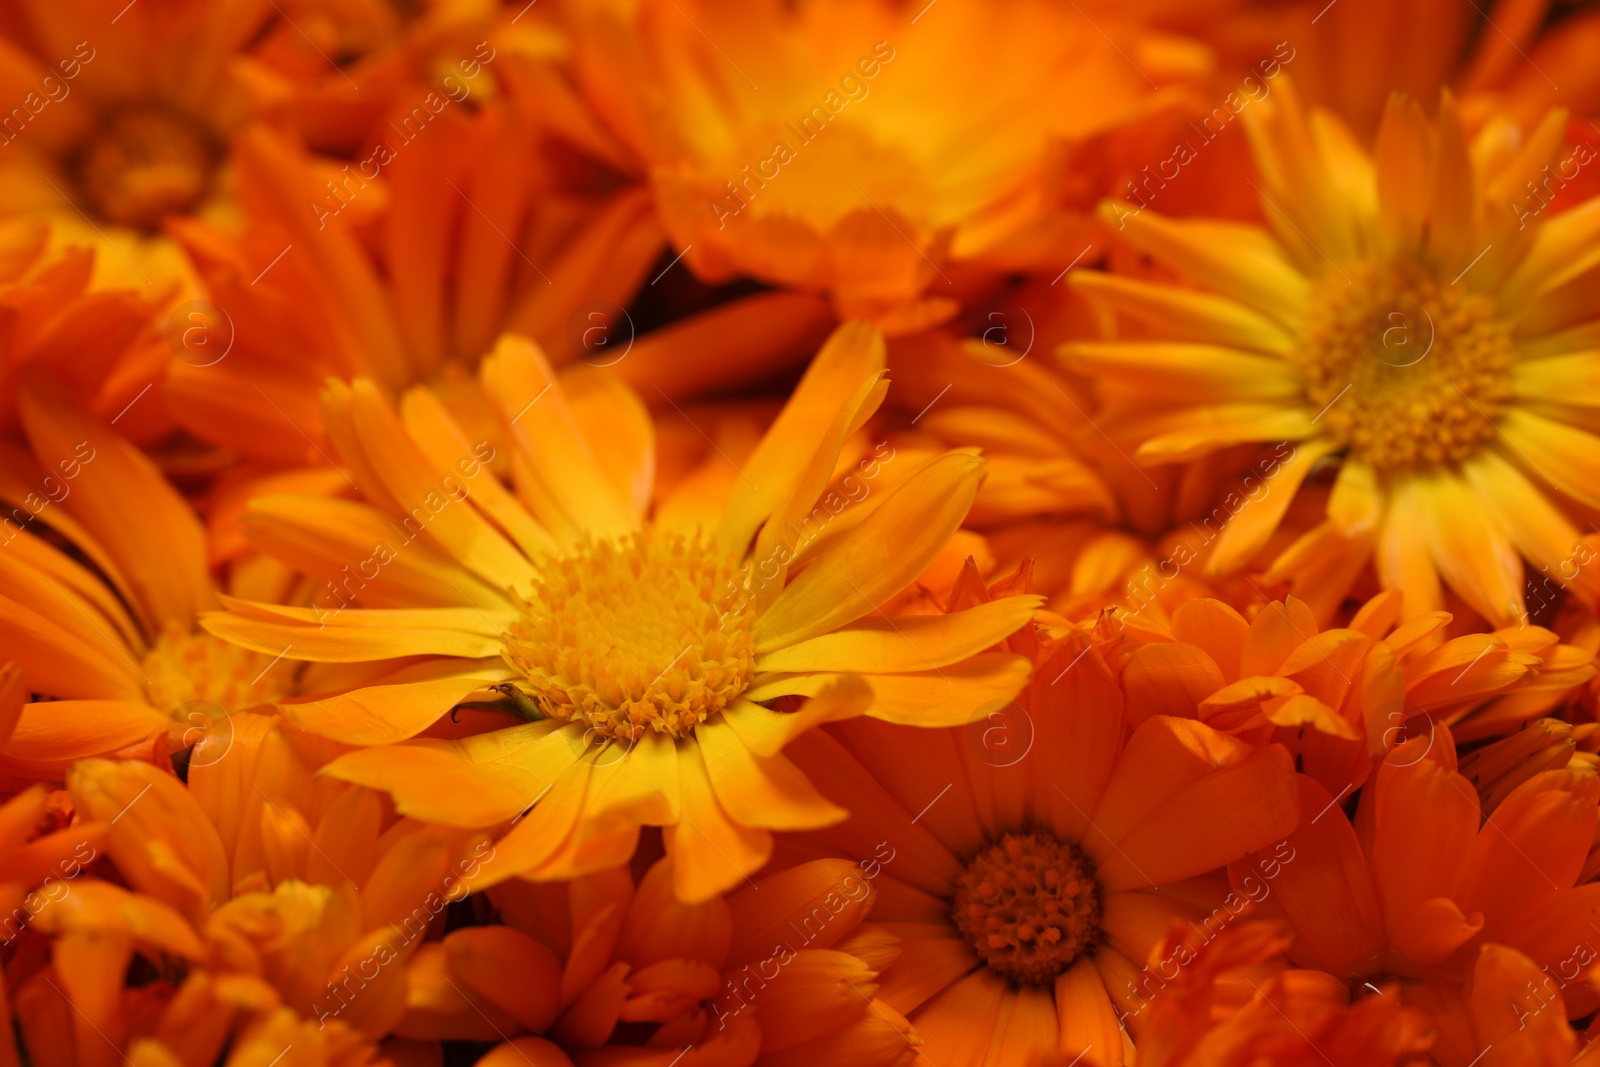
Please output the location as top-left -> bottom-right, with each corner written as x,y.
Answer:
1296,260 -> 1517,471
77,106 -> 216,229
951,831 -> 1100,985
142,624 -> 292,715
500,530 -> 756,743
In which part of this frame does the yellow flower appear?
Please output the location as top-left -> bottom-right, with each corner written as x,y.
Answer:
205,323 -> 1038,901
1068,79 -> 1600,627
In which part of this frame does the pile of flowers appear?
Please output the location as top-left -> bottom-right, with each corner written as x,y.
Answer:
8,1 -> 1600,1064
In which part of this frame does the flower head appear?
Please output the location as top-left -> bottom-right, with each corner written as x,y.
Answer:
205,323 -> 1038,901
1070,78 -> 1600,627
764,566 -> 1301,1061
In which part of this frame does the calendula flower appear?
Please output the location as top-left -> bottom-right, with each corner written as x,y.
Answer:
1102,589 -> 1594,794
1133,919 -> 1433,1067
0,376 -> 293,778
1235,729 -> 1600,1059
566,0 -> 1211,326
764,567 -> 1300,1065
1069,81 -> 1600,627
203,323 -> 1036,901
0,0 -> 282,293
405,853 -> 914,1066
18,717 -> 495,1066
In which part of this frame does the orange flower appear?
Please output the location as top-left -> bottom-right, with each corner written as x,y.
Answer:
0,0 -> 281,293
760,567 -> 1301,1065
1233,728 -> 1600,1063
565,0 -> 1211,326
1104,590 -> 1594,793
0,377 -> 294,779
406,854 -> 913,1067
1132,920 -> 1433,1067
1068,80 -> 1600,627
14,716 -> 494,1066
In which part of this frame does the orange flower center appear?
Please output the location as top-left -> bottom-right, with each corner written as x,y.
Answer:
500,530 -> 756,743
77,106 -> 216,229
951,831 -> 1100,986
1297,261 -> 1517,471
142,624 -> 291,716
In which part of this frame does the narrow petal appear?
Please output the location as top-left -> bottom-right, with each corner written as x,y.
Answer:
756,596 -> 1041,674
667,741 -> 773,903
755,452 -> 987,652
696,720 -> 848,831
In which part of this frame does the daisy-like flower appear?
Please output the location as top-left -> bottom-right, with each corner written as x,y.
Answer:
565,0 -> 1211,326
0,0 -> 280,292
1068,80 -> 1600,628
1237,729 -> 1600,1066
0,375 -> 294,778
405,853 -> 915,1066
1102,590 -> 1594,794
17,716 -> 494,1067
765,568 -> 1300,1065
203,324 -> 1037,901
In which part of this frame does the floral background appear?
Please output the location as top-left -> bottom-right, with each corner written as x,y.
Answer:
4,1 -> 1600,1065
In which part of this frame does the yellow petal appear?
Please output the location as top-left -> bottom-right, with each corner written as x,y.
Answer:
720,676 -> 873,758
281,661 -> 513,744
717,320 -> 886,557
697,720 -> 848,831
756,452 -> 986,652
756,595 -> 1041,674
479,335 -> 635,542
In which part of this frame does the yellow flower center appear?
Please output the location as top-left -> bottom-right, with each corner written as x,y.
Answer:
951,831 -> 1101,986
76,106 -> 216,229
500,530 -> 756,743
142,624 -> 291,715
1297,261 -> 1517,471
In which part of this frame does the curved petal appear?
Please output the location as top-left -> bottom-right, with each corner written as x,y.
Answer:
665,741 -> 772,903
755,452 -> 987,652
756,596 -> 1041,674
1097,745 -> 1300,893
